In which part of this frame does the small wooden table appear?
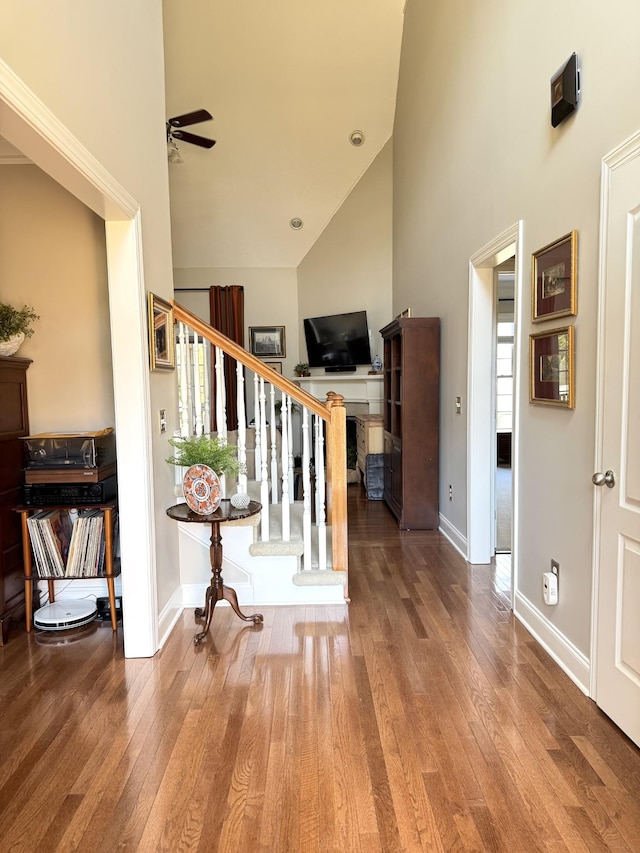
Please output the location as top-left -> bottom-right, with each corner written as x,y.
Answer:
166,499 -> 264,645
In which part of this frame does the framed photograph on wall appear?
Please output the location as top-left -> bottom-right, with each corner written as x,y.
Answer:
249,326 -> 286,358
532,230 -> 577,322
530,325 -> 575,408
148,293 -> 175,371
265,361 -> 283,374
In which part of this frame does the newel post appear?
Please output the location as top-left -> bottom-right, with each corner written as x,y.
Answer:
326,392 -> 348,574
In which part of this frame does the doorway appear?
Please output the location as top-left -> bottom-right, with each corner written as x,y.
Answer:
495,266 -> 514,554
468,222 -> 523,608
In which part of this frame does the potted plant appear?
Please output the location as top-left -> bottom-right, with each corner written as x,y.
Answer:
0,302 -> 40,356
166,433 -> 245,478
294,362 -> 310,377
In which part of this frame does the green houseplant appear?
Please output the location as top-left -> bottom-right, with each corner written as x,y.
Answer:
166,433 -> 245,478
0,302 -> 40,356
294,362 -> 310,377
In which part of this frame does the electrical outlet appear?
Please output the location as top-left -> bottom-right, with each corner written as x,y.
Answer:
449,484 -> 453,501
159,409 -> 167,434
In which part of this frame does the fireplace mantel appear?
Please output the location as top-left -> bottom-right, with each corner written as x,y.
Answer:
293,373 -> 383,415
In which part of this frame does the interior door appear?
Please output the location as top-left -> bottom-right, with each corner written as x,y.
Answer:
593,137 -> 640,747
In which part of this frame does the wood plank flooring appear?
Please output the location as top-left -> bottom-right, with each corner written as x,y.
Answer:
1,486 -> 640,851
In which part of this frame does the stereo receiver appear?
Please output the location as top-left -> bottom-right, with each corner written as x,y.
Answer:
22,475 -> 117,507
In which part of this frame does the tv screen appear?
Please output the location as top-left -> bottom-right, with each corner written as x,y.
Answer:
303,310 -> 372,369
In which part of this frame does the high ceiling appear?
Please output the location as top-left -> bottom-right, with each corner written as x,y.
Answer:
162,1 -> 405,269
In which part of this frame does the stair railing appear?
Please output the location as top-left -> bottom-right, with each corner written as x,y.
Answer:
172,301 -> 348,580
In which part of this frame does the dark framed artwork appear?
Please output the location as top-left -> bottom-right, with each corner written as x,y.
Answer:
532,231 -> 577,322
530,325 -> 575,409
249,326 -> 286,358
265,361 -> 283,374
148,293 -> 175,371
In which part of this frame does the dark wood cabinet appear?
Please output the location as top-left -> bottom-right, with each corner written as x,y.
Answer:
0,356 -> 31,642
380,317 -> 439,529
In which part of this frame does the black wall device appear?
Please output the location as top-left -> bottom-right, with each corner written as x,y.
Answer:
551,52 -> 580,128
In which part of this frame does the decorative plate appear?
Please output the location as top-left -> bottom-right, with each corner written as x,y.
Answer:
182,464 -> 222,515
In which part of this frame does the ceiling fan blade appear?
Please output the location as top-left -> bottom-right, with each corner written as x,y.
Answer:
167,109 -> 212,128
172,130 -> 216,149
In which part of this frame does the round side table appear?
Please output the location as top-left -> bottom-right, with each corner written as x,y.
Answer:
167,499 -> 264,645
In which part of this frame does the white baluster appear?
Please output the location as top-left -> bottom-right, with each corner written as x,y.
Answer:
236,361 -> 247,495
254,373 -> 262,481
259,377 -> 270,540
280,391 -> 290,541
315,417 -> 327,570
301,408 -> 312,570
202,336 -> 212,434
215,347 -> 227,442
269,384 -> 278,504
177,322 -> 190,437
193,333 -> 203,436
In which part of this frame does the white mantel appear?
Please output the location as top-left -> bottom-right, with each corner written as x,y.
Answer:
293,373 -> 384,415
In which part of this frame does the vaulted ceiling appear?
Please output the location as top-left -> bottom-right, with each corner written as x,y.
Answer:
163,1 -> 405,269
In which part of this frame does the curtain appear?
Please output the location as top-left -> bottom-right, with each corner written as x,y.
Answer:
209,285 -> 245,431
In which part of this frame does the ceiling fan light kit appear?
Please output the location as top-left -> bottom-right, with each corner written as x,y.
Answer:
166,108 -> 216,162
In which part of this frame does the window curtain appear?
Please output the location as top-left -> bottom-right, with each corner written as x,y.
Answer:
209,285 -> 245,431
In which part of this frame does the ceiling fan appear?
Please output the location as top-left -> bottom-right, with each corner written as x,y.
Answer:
166,109 -> 216,157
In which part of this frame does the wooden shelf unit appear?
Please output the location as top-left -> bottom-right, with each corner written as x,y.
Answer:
380,317 -> 440,529
17,500 -> 120,632
0,356 -> 32,643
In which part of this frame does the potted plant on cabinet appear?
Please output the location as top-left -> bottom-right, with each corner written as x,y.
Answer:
294,362 -> 310,377
0,302 -> 40,356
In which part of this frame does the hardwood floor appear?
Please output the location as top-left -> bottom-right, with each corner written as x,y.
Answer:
1,487 -> 640,851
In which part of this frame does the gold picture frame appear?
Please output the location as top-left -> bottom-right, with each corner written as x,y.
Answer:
529,325 -> 575,408
532,231 -> 577,322
148,293 -> 175,371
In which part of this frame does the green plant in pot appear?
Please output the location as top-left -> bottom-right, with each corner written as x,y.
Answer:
294,362 -> 310,377
166,433 -> 245,477
0,302 -> 40,357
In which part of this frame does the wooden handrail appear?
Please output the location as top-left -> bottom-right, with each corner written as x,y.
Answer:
172,302 -> 330,421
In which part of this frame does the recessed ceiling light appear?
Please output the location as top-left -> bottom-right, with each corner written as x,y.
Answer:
290,218 -> 304,230
349,130 -> 365,146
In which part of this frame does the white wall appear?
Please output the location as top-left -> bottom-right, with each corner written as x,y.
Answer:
394,0 -> 640,658
297,141 -> 393,369
0,166 -> 114,431
172,267 -> 300,374
0,3 -> 180,648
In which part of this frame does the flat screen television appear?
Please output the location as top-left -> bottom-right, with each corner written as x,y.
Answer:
303,310 -> 372,371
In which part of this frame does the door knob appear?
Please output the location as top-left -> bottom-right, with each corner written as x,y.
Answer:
592,470 -> 616,488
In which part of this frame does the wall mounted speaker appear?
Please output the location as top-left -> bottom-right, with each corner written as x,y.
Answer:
551,52 -> 580,128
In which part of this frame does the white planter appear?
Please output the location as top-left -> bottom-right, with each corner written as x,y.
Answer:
0,332 -> 25,356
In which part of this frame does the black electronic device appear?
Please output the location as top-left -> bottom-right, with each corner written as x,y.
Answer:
551,53 -> 580,128
22,475 -> 117,507
303,310 -> 372,371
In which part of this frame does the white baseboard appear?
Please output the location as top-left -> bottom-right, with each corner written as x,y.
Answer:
157,586 -> 183,650
514,590 -> 590,695
438,514 -> 468,559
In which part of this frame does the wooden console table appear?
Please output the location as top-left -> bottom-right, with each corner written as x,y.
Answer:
166,499 -> 264,645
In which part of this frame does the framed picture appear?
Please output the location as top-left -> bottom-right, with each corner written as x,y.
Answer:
532,231 -> 577,322
148,293 -> 175,370
249,326 -> 286,358
265,361 -> 283,374
530,326 -> 575,408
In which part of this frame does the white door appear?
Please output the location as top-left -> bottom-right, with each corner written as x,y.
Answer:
593,133 -> 640,747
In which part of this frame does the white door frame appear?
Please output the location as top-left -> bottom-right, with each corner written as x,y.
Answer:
467,222 -> 523,598
590,128 -> 640,697
0,59 -> 158,657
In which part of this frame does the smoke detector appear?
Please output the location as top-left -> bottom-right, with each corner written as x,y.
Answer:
349,130 -> 365,146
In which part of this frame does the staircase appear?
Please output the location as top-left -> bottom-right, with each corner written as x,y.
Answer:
171,302 -> 349,607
